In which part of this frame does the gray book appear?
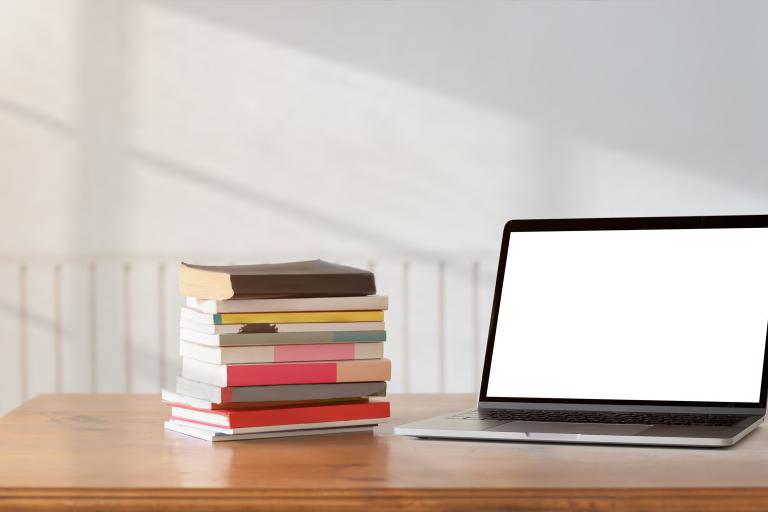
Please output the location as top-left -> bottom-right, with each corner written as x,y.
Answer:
180,328 -> 386,347
176,377 -> 388,404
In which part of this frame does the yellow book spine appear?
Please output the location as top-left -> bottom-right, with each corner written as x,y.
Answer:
214,310 -> 385,325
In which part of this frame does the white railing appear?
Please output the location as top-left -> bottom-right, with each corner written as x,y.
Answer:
0,255 -> 498,415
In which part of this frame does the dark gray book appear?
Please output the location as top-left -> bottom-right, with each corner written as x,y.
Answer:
176,377 -> 387,404
179,259 -> 376,300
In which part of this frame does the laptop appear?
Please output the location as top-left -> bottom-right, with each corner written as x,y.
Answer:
395,215 -> 768,447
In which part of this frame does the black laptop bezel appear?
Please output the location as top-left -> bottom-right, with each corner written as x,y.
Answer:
479,215 -> 768,410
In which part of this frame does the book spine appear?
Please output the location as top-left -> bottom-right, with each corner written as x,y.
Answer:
267,342 -> 383,362
164,398 -> 366,411
213,310 -> 384,325
181,329 -> 386,347
271,343 -> 355,362
227,381 -> 388,403
183,342 -> 383,365
214,330 -> 387,344
229,273 -> 376,299
189,295 -> 389,314
330,331 -> 387,342
225,359 -> 390,386
224,401 -> 390,428
227,362 -> 338,386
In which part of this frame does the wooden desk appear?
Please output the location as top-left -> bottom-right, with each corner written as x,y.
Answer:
2,394 -> 768,511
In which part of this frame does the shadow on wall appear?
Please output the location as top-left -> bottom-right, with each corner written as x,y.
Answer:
161,0 -> 768,193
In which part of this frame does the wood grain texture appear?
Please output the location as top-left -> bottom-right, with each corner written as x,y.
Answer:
2,394 -> 768,511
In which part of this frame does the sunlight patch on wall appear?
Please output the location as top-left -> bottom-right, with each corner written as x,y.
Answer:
119,2 -> 765,257
124,3 -> 545,255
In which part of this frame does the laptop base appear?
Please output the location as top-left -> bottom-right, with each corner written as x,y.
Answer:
394,413 -> 764,448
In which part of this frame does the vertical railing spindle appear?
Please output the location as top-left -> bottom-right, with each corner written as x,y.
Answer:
88,263 -> 97,393
123,263 -> 132,393
402,260 -> 410,393
53,264 -> 63,392
472,260 -> 481,389
437,260 -> 446,392
19,264 -> 28,401
157,262 -> 166,390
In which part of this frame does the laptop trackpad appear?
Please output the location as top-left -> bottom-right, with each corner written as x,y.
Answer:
487,421 -> 651,437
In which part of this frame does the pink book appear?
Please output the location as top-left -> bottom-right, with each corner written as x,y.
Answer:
181,358 -> 391,387
179,340 -> 384,365
170,400 -> 390,429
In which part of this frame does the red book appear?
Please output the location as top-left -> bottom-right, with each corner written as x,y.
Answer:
170,400 -> 390,429
181,358 -> 391,387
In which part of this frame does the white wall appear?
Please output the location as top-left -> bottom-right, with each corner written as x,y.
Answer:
0,0 -> 766,409
2,0 -> 767,257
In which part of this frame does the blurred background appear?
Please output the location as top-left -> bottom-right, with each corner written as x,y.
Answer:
1,0 -> 766,414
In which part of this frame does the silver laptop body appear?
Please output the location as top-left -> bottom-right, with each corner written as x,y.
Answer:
395,216 -> 768,447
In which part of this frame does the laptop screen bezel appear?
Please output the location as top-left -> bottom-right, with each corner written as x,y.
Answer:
478,215 -> 768,411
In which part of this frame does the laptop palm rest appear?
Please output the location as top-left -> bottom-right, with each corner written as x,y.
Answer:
486,421 -> 652,437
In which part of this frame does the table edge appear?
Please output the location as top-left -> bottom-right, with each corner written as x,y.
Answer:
2,487 -> 768,511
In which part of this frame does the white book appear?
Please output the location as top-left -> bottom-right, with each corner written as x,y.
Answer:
165,420 -> 374,442
179,339 -> 385,364
163,389 -> 222,410
166,417 -> 381,435
186,295 -> 388,314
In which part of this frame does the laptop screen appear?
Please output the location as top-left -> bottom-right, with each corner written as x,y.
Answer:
483,224 -> 768,405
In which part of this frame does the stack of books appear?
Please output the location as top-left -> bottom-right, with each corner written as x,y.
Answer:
163,260 -> 391,442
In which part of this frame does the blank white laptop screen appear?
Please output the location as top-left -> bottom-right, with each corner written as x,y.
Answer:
486,228 -> 768,403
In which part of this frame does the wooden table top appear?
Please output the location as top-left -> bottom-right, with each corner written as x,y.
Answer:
2,394 -> 768,511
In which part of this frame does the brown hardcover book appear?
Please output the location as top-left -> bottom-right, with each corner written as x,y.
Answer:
179,260 -> 376,300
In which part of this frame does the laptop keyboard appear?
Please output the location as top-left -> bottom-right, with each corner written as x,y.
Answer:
449,409 -> 744,427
